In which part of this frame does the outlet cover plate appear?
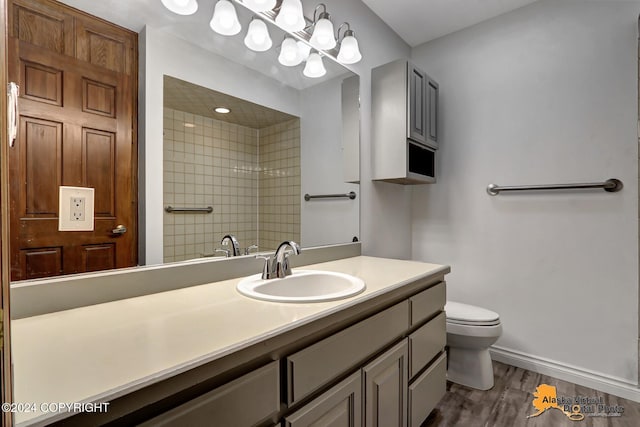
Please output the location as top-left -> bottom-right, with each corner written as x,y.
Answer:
59,186 -> 95,231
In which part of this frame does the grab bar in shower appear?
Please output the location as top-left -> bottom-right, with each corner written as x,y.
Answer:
165,206 -> 213,213
486,178 -> 623,196
304,191 -> 357,201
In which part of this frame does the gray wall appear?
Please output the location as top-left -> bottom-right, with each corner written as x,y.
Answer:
411,0 -> 639,387
319,0 -> 413,259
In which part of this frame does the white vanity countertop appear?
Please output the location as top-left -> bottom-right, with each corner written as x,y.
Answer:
10,256 -> 449,426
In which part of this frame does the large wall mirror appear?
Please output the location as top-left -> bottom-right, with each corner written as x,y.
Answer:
9,0 -> 360,278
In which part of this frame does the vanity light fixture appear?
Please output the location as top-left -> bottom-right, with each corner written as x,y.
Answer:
241,0 -> 276,13
278,37 -> 304,66
274,0 -> 306,32
336,23 -> 362,64
303,52 -> 326,78
214,107 -> 231,113
164,0 -> 364,75
161,0 -> 198,15
210,0 -> 242,36
244,18 -> 272,51
184,122 -> 196,128
309,4 -> 336,50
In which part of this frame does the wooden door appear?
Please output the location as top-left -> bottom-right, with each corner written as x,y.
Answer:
7,0 -> 137,280
363,340 -> 408,427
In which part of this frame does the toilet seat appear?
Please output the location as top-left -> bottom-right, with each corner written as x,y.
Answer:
447,318 -> 501,327
445,301 -> 500,326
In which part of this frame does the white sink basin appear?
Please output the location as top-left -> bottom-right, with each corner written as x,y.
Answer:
236,270 -> 366,303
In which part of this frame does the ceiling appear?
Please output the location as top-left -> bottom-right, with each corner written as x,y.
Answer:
362,0 -> 539,47
164,76 -> 296,129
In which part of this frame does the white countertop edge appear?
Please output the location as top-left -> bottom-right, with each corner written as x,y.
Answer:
16,261 -> 449,426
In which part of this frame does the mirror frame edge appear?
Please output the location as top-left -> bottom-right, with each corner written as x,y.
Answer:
0,0 -> 15,421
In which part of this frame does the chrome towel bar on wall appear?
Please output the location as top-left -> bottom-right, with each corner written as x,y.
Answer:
165,206 -> 213,213
486,178 -> 623,196
304,191 -> 357,201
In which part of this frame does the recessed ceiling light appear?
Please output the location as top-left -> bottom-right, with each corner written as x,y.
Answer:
184,123 -> 196,128
214,107 -> 231,114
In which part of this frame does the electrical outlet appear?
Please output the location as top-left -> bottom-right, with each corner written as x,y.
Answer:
59,186 -> 94,231
70,197 -> 85,221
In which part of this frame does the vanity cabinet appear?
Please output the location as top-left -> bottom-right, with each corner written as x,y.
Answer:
284,281 -> 446,427
372,59 -> 439,184
68,275 -> 447,427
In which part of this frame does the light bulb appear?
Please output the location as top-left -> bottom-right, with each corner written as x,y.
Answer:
278,37 -> 303,66
303,53 -> 326,78
161,0 -> 198,15
244,19 -> 272,52
337,33 -> 362,64
242,0 -> 276,13
310,15 -> 336,50
210,0 -> 241,36
275,0 -> 305,32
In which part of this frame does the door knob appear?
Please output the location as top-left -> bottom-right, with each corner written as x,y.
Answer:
112,225 -> 127,235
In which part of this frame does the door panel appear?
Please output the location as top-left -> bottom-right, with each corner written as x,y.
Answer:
83,128 -> 115,216
8,0 -> 137,280
22,247 -> 61,279
22,117 -> 61,215
22,60 -> 62,105
82,243 -> 115,272
11,0 -> 74,55
82,78 -> 116,117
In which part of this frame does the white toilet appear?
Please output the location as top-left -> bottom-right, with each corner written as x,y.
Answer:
445,301 -> 502,390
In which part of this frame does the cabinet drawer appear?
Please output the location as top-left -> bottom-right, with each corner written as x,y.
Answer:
409,311 -> 446,378
408,352 -> 446,427
287,300 -> 409,404
285,372 -> 362,427
139,361 -> 279,426
409,281 -> 445,326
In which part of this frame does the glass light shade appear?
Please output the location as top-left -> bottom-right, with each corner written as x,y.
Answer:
278,37 -> 303,66
297,41 -> 311,60
244,19 -> 272,51
161,0 -> 198,15
310,18 -> 336,50
242,0 -> 276,12
303,53 -> 326,78
210,0 -> 241,36
275,0 -> 305,32
337,35 -> 362,64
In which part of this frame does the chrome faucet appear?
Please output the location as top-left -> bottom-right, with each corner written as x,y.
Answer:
258,240 -> 301,279
220,234 -> 241,257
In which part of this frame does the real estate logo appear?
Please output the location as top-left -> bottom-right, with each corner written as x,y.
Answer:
527,384 -> 624,421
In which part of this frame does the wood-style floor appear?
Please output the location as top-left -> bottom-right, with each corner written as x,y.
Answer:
424,362 -> 640,427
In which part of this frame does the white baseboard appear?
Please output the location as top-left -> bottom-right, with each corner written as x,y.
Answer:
490,346 -> 640,403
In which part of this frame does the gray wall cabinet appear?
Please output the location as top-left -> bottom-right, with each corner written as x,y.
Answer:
372,59 -> 439,184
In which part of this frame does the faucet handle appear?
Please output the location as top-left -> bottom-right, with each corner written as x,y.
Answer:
215,248 -> 230,258
244,244 -> 259,255
255,255 -> 273,280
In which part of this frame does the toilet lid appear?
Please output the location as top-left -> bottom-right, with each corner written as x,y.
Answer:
445,301 -> 500,325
